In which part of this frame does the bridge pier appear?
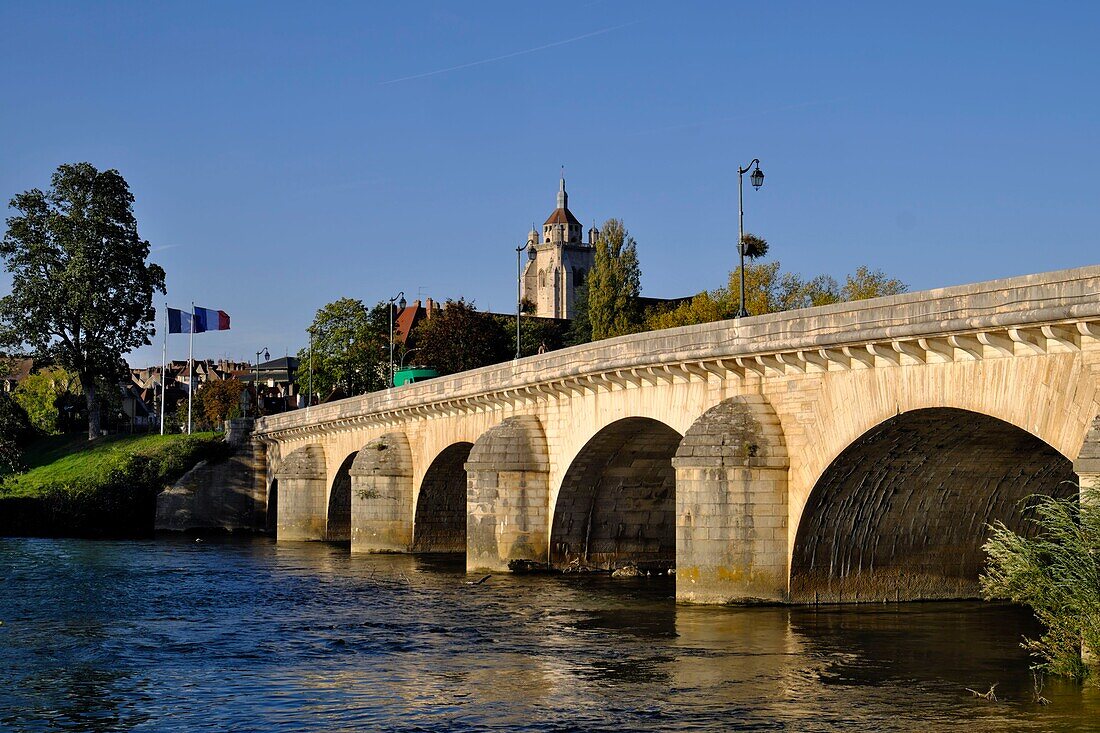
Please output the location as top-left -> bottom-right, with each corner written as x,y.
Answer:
466,416 -> 550,572
350,433 -> 414,553
274,445 -> 327,541
673,397 -> 790,604
1076,415 -> 1100,494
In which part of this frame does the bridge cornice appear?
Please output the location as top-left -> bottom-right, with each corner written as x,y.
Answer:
255,265 -> 1100,442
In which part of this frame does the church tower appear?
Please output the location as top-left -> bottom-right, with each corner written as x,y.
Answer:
521,175 -> 596,319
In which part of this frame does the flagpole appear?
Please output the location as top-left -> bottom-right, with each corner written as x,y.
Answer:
187,301 -> 194,435
160,303 -> 167,435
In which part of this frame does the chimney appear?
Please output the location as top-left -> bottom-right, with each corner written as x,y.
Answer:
425,297 -> 433,317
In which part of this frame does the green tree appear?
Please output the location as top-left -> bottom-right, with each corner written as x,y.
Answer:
0,391 -> 33,476
12,366 -> 81,435
588,218 -> 641,340
496,313 -> 569,358
197,378 -> 245,427
0,163 -> 165,441
842,265 -> 908,300
645,261 -> 904,330
566,283 -> 592,345
982,483 -> 1100,683
295,298 -> 389,401
413,299 -> 511,375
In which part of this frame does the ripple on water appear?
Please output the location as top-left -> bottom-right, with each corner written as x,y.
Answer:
0,537 -> 1097,733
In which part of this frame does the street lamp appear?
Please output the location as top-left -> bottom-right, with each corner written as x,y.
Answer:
736,158 -> 765,318
515,238 -> 533,359
400,347 -> 423,370
253,347 -> 269,416
388,291 -> 406,387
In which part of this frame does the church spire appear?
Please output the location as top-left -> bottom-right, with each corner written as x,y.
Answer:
557,167 -> 568,210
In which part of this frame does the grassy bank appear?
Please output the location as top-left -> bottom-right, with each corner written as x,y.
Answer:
0,432 -> 229,537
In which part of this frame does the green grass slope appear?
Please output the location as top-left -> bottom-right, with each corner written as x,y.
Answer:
0,432 -> 228,536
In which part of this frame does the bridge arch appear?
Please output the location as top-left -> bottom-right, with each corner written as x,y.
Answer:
349,432 -> 414,552
413,442 -> 473,553
551,417 -> 681,571
325,452 -> 357,543
673,395 -> 789,603
466,416 -> 550,571
273,444 -> 327,541
790,407 -> 1077,603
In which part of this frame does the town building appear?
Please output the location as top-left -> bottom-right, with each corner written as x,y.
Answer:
521,176 -> 597,319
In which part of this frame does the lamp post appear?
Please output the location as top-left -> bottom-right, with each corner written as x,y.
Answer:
736,158 -> 765,318
253,347 -> 269,416
388,291 -> 406,387
515,239 -> 532,360
400,347 -> 423,370
306,327 -> 313,416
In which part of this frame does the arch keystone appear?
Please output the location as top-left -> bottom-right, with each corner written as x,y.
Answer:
274,445 -> 327,541
673,396 -> 789,604
466,416 -> 550,572
349,433 -> 413,552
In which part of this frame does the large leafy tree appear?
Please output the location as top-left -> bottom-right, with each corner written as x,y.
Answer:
294,298 -> 389,401
413,299 -> 511,376
588,218 -> 641,340
0,163 -> 165,440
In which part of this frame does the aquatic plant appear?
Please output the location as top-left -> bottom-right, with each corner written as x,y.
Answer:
981,481 -> 1100,683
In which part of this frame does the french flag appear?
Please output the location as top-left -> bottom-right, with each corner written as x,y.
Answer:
168,306 -> 231,333
193,306 -> 231,333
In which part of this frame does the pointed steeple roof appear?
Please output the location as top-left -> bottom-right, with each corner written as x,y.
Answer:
544,173 -> 581,227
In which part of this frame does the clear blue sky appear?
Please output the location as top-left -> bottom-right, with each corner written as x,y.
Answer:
2,2 -> 1098,367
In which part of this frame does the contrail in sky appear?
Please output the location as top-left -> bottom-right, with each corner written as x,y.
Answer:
380,21 -> 639,85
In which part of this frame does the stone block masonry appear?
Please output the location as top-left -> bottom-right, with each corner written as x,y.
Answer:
255,265 -> 1100,603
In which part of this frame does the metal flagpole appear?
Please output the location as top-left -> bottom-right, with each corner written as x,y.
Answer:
160,304 -> 167,434
187,302 -> 194,434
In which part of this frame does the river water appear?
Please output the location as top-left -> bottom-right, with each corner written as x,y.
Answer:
0,537 -> 1096,732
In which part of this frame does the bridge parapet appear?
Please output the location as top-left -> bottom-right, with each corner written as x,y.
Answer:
256,265 -> 1100,440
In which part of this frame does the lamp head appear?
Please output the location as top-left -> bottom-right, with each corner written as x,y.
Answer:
398,296 -> 407,310
750,165 -> 764,190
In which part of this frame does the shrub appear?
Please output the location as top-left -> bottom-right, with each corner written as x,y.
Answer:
982,481 -> 1100,682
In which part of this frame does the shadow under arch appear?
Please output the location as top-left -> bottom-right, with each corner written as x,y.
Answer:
326,452 -> 358,543
413,442 -> 473,553
551,417 -> 682,571
265,479 -> 278,534
791,407 -> 1077,603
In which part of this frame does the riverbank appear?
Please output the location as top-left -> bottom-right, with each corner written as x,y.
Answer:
0,432 -> 227,537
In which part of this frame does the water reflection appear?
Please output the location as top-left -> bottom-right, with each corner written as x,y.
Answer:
0,537 -> 1096,732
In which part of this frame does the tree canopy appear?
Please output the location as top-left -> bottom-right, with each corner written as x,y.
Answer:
0,163 -> 165,440
295,298 -> 390,402
12,366 -> 82,435
197,378 -> 245,427
0,391 -> 33,477
413,299 -> 511,376
588,218 -> 641,340
645,261 -> 908,330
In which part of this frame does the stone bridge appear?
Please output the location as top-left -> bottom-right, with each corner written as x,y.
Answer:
255,266 -> 1100,604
